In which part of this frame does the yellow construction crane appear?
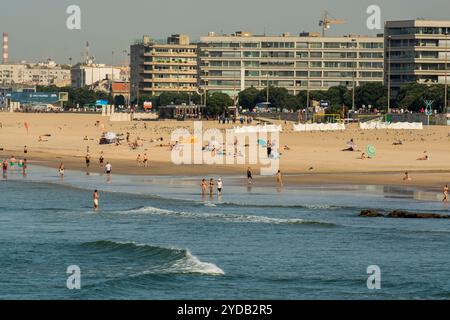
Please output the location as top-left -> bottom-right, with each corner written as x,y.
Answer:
319,11 -> 346,36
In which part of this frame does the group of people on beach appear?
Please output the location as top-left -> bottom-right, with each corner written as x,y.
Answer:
2,155 -> 28,177
84,152 -> 112,175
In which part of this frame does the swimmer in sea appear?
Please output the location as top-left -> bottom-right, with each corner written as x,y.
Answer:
443,184 -> 449,202
93,190 -> 99,210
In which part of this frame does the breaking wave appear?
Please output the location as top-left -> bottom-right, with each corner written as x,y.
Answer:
123,206 -> 336,226
81,240 -> 224,276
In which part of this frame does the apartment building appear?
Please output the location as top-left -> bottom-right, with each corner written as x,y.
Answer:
197,31 -> 384,96
384,20 -> 450,93
130,34 -> 197,100
0,60 -> 71,87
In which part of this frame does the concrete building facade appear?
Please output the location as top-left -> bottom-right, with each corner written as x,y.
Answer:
384,20 -> 450,93
70,63 -> 124,88
130,34 -> 197,101
197,31 -> 384,95
0,60 -> 71,87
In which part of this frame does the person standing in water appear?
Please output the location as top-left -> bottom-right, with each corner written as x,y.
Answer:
105,162 -> 112,175
209,178 -> 215,197
9,156 -> 16,172
247,167 -> 253,184
201,178 -> 207,195
85,153 -> 91,169
2,159 -> 8,177
22,159 -> 27,176
93,190 -> 99,210
59,162 -> 65,177
217,178 -> 223,196
443,184 -> 449,202
276,170 -> 283,187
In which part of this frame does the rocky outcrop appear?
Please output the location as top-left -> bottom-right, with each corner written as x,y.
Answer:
360,209 -> 450,219
359,210 -> 385,218
386,210 -> 450,219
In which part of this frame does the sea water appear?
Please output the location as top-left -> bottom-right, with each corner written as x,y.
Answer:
0,165 -> 449,299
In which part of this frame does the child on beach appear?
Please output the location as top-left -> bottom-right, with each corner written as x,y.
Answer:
443,184 -> 449,202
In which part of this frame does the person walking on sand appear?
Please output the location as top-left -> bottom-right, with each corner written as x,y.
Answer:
99,152 -> 104,168
443,184 -> 449,202
217,178 -> 223,196
403,171 -> 411,181
143,153 -> 149,167
247,167 -> 253,184
136,154 -> 142,167
201,178 -> 207,195
59,162 -> 65,177
276,170 -> 283,187
93,190 -> 99,210
105,162 -> 112,175
209,178 -> 215,196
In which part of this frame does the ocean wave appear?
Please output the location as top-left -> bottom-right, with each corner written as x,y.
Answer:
81,240 -> 224,276
217,202 -> 351,210
124,206 -> 336,227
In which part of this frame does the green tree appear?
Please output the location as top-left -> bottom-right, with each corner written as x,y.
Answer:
238,86 -> 259,109
206,92 -> 233,116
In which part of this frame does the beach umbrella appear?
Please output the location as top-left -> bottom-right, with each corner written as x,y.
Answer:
366,145 -> 376,157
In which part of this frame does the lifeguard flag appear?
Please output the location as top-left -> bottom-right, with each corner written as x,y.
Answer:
24,122 -> 29,135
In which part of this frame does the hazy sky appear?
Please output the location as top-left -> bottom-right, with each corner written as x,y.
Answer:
1,0 -> 449,64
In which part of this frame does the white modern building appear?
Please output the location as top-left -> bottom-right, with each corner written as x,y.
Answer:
384,20 -> 450,93
198,31 -> 384,95
70,63 -> 124,88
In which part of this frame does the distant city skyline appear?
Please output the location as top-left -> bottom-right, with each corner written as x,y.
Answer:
1,0 -> 450,64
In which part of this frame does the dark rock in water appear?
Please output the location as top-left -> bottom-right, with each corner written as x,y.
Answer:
387,210 -> 450,219
359,210 -> 385,218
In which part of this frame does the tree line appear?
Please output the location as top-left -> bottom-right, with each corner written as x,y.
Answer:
36,82 -> 449,115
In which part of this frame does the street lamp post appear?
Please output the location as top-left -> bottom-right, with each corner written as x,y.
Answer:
266,74 -> 269,104
387,36 -> 392,114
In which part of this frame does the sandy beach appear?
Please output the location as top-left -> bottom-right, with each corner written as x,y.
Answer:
1,112 -> 450,188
